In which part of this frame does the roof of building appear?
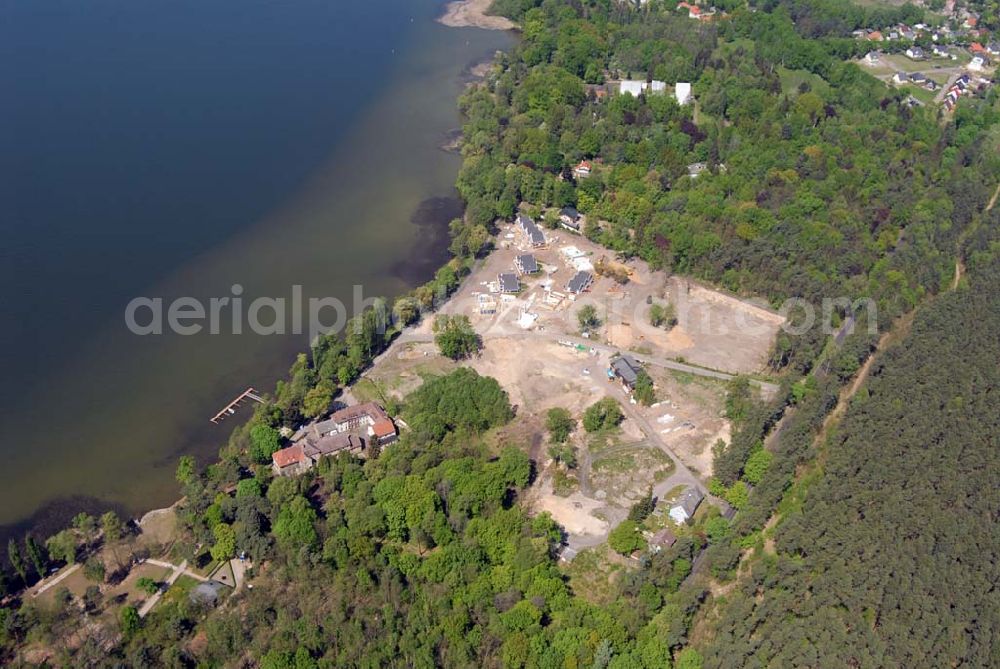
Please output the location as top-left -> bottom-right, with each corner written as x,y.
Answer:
330,401 -> 389,426
311,416 -> 339,436
652,528 -> 677,547
567,270 -> 592,293
372,417 -> 397,438
672,487 -> 705,516
272,444 -> 306,469
910,72 -> 926,82
499,272 -> 520,293
675,81 -> 692,103
620,80 -> 646,96
610,354 -> 643,386
516,254 -> 539,273
517,214 -> 545,244
575,160 -> 592,171
303,433 -> 358,459
560,206 -> 580,220
190,580 -> 228,606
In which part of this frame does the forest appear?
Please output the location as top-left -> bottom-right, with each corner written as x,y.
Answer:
699,221 -> 1000,667
1,0 -> 998,666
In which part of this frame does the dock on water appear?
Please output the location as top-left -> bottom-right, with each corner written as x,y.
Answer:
210,387 -> 264,424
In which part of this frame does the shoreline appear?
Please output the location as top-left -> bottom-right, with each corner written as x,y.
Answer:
437,0 -> 517,31
119,16 -> 513,540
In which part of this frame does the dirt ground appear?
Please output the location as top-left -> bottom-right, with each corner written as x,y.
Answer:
529,479 -> 609,537
358,223 -> 776,555
434,224 -> 783,374
34,561 -> 169,611
138,505 -> 178,548
640,368 -> 730,478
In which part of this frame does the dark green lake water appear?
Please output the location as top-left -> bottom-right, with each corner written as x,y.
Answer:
0,0 -> 511,532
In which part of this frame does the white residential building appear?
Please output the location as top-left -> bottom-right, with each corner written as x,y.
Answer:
619,79 -> 667,96
669,488 -> 705,524
675,82 -> 692,105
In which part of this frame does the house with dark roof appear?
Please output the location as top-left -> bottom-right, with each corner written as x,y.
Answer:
517,214 -> 546,247
669,488 -> 705,524
190,580 -> 228,607
498,272 -> 520,293
566,270 -> 593,294
559,207 -> 581,231
650,529 -> 677,552
515,254 -> 538,275
609,354 -> 643,390
905,46 -> 924,60
303,433 -> 361,461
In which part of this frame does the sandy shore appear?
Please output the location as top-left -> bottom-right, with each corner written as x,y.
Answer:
438,0 -> 516,31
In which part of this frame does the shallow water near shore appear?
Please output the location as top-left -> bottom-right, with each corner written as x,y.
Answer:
0,0 -> 512,535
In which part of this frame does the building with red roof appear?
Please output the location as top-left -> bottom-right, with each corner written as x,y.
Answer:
272,444 -> 308,477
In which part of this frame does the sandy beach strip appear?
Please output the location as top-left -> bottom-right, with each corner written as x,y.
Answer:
437,0 -> 517,31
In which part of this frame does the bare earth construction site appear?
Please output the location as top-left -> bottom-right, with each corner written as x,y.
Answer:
354,222 -> 784,561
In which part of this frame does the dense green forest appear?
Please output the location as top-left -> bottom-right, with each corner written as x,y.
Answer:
2,0 -> 999,666
699,223 -> 1000,667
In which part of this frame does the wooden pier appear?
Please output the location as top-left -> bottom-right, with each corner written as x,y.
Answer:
210,387 -> 265,424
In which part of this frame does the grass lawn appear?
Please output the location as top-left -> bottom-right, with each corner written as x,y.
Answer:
103,562 -> 173,609
552,469 -> 578,497
349,377 -> 384,403
778,67 -> 832,98
900,84 -> 937,104
161,575 -> 199,607
563,544 -> 632,605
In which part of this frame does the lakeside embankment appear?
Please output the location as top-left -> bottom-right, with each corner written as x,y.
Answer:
131,9 -> 518,547
0,0 -> 513,560
437,0 -> 517,30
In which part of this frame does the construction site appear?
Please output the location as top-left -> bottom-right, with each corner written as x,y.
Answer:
355,220 -> 785,557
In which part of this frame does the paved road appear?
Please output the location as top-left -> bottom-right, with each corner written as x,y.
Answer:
32,563 -> 81,597
139,560 -> 187,617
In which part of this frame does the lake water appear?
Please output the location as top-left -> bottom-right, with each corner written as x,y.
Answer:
0,0 -> 512,533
